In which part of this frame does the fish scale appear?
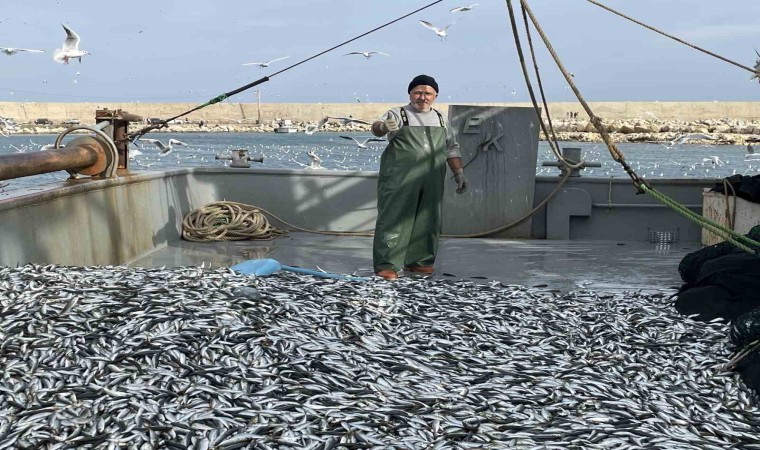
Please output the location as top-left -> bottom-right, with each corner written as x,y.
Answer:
0,264 -> 758,448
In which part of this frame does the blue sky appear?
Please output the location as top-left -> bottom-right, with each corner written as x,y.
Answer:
0,0 -> 758,104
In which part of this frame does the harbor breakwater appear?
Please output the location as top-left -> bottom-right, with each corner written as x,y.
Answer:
3,101 -> 760,143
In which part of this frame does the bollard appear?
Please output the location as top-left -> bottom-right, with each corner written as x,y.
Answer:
216,149 -> 264,168
541,147 -> 601,177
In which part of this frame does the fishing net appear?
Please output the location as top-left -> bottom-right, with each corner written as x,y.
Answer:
678,224 -> 760,285
709,174 -> 760,204
731,307 -> 760,349
674,225 -> 760,322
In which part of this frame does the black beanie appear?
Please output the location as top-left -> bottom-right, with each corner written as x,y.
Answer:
408,74 -> 439,94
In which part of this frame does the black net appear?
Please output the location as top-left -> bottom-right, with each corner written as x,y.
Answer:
678,224 -> 760,285
675,225 -> 760,322
731,307 -> 760,348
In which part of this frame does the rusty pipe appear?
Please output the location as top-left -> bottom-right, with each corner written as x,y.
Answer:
0,140 -> 102,181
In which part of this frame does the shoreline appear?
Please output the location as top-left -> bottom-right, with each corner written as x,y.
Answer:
7,117 -> 760,145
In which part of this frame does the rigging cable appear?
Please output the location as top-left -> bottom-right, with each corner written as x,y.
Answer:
516,0 -> 760,255
514,0 -> 648,191
124,0 -> 444,144
585,0 -> 759,76
519,4 -> 564,163
504,0 -> 583,172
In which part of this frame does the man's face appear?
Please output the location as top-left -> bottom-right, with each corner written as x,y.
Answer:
409,85 -> 437,111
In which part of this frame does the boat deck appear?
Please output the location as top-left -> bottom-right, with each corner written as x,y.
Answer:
131,233 -> 701,293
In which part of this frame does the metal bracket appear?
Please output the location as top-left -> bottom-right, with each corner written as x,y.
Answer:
55,126 -> 119,179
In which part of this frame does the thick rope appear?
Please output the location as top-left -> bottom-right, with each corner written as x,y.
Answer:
182,201 -> 288,242
725,340 -> 760,372
183,201 -> 373,241
517,0 -> 649,192
443,168 -> 572,238
722,179 -> 737,231
183,173 -> 576,242
516,0 -> 759,256
520,5 -> 564,160
504,0 -> 581,171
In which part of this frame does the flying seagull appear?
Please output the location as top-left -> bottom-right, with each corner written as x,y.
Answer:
307,150 -> 323,169
304,117 -> 330,135
0,47 -> 44,56
138,138 -> 188,155
672,133 -> 718,145
419,20 -> 455,40
291,150 -> 323,170
702,156 -> 725,166
450,4 -> 478,12
339,135 -> 385,149
242,56 -> 289,68
221,117 -> 256,124
661,133 -> 718,149
53,24 -> 90,64
304,116 -> 371,135
327,116 -> 371,126
128,147 -> 143,159
344,51 -> 390,59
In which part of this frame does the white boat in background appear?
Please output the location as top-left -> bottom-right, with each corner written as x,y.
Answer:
275,119 -> 298,133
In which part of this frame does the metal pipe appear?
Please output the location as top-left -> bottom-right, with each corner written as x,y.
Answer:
591,203 -> 702,209
0,144 -> 99,181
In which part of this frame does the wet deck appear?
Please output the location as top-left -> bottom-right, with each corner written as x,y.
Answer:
131,233 -> 701,293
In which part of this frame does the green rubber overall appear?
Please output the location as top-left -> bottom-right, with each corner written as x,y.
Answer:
373,109 -> 447,272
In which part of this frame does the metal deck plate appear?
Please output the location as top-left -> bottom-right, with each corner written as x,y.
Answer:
131,233 -> 701,293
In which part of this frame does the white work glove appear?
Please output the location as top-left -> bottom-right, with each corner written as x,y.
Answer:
381,115 -> 400,133
453,169 -> 468,194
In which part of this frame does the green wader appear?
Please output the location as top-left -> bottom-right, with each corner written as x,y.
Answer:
373,108 -> 448,272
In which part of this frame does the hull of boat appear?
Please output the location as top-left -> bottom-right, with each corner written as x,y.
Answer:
0,168 -> 717,267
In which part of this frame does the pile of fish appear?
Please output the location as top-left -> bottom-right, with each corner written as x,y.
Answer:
1,264 -> 758,449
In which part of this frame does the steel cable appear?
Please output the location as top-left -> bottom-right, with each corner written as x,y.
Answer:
125,0 -> 444,144
585,0 -> 759,76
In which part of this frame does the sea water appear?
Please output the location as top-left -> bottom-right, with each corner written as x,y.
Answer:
1,132 -> 758,190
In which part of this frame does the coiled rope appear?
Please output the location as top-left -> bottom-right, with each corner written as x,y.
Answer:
182,201 -> 374,242
182,201 -> 288,242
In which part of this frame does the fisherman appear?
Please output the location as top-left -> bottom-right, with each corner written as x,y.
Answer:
370,74 -> 468,281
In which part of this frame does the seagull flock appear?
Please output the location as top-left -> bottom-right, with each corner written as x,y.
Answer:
416,4 -> 478,40
240,3 -> 478,72
660,133 -> 718,150
242,4 -> 479,70
304,116 -> 371,135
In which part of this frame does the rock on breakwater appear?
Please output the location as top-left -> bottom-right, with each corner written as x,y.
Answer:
11,116 -> 760,145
